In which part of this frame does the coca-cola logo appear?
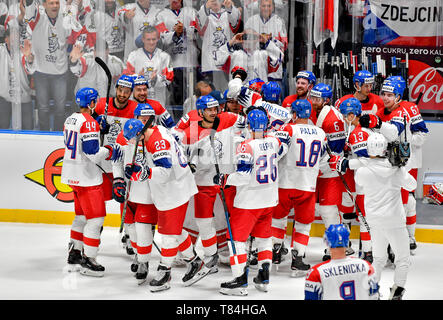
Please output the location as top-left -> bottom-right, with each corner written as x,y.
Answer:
408,60 -> 443,110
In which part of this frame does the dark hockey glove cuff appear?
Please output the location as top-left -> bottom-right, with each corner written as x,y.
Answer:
112,178 -> 126,203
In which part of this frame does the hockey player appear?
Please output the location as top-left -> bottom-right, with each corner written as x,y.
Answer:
383,76 -> 429,253
259,81 -> 290,131
111,104 -> 160,284
122,116 -> 203,292
197,0 -> 241,90
309,83 -> 350,260
62,87 -> 114,277
332,97 -> 373,263
334,70 -> 384,115
226,77 -> 263,115
181,94 -> 246,284
304,224 -> 379,300
271,99 -> 327,276
123,26 -> 174,108
132,75 -> 175,129
354,133 -> 416,300
249,78 -> 265,93
282,70 -> 315,110
94,74 -> 138,255
218,108 -> 287,296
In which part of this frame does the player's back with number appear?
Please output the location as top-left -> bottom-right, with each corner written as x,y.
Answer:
61,112 -> 103,186
277,123 -> 327,192
305,257 -> 375,300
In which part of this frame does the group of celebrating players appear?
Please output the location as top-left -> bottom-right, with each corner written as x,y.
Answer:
60,64 -> 431,300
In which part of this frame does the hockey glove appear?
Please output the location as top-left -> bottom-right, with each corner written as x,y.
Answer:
124,163 -> 143,181
213,173 -> 229,188
237,87 -> 251,108
96,115 -> 110,135
359,114 -> 382,129
328,155 -> 349,174
112,178 -> 126,203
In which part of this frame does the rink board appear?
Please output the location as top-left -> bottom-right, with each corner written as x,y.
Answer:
0,130 -> 443,244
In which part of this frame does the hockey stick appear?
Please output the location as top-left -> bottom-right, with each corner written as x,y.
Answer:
325,144 -> 371,235
119,116 -> 155,235
95,57 -> 112,146
208,129 -> 239,265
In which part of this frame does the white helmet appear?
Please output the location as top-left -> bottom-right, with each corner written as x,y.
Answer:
226,78 -> 243,99
367,133 -> 387,157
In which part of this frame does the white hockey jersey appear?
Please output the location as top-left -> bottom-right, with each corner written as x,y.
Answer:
24,0 -> 82,75
112,131 -> 153,204
181,112 -> 246,186
156,6 -> 200,68
124,47 -> 174,107
61,112 -> 111,187
260,100 -> 290,131
117,2 -> 161,60
305,257 -> 378,300
275,122 -> 327,191
243,13 -> 287,80
226,135 -> 286,209
143,125 -> 198,211
197,5 -> 241,72
214,40 -> 283,83
70,52 -> 124,98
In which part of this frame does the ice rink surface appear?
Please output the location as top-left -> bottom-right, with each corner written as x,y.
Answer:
1,222 -> 443,304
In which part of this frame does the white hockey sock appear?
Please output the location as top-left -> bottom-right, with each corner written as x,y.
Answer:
254,237 -> 272,268
271,217 -> 287,245
70,215 -> 87,250
83,217 -> 104,258
176,229 -> 194,260
405,194 -> 417,239
195,217 -> 217,257
228,241 -> 247,278
125,223 -> 137,252
160,234 -> 178,268
360,222 -> 372,252
135,223 -> 153,263
292,222 -> 311,257
318,205 -> 340,230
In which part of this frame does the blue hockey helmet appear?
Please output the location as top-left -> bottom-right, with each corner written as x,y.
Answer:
209,90 -> 227,105
134,103 -> 155,118
310,83 -> 333,100
325,224 -> 350,248
75,87 -> 99,108
339,97 -> 362,117
296,70 -> 317,85
291,99 -> 312,119
196,95 -> 220,112
116,74 -> 134,90
248,78 -> 265,93
353,70 -> 374,86
123,118 -> 144,140
381,80 -> 404,98
385,76 -> 406,96
261,81 -> 282,103
247,108 -> 269,132
133,75 -> 148,87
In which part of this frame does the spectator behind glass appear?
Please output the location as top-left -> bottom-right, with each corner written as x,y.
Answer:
24,0 -> 82,131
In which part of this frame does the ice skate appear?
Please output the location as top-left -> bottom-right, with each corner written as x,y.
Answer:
272,243 -> 284,264
80,255 -> 105,277
183,253 -> 219,287
346,241 -> 355,256
220,268 -> 249,296
182,254 -> 204,286
135,262 -> 149,285
66,243 -> 82,272
253,262 -> 270,292
389,285 -> 405,300
291,250 -> 310,278
149,264 -> 171,292
131,254 -> 139,273
248,249 -> 258,268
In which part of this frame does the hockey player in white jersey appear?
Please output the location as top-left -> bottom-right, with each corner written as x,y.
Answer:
62,87 -> 114,277
123,116 -> 209,292
271,99 -> 327,276
354,133 -> 416,300
305,224 -> 379,300
111,104 -> 159,284
258,81 -> 289,131
218,108 -> 287,296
